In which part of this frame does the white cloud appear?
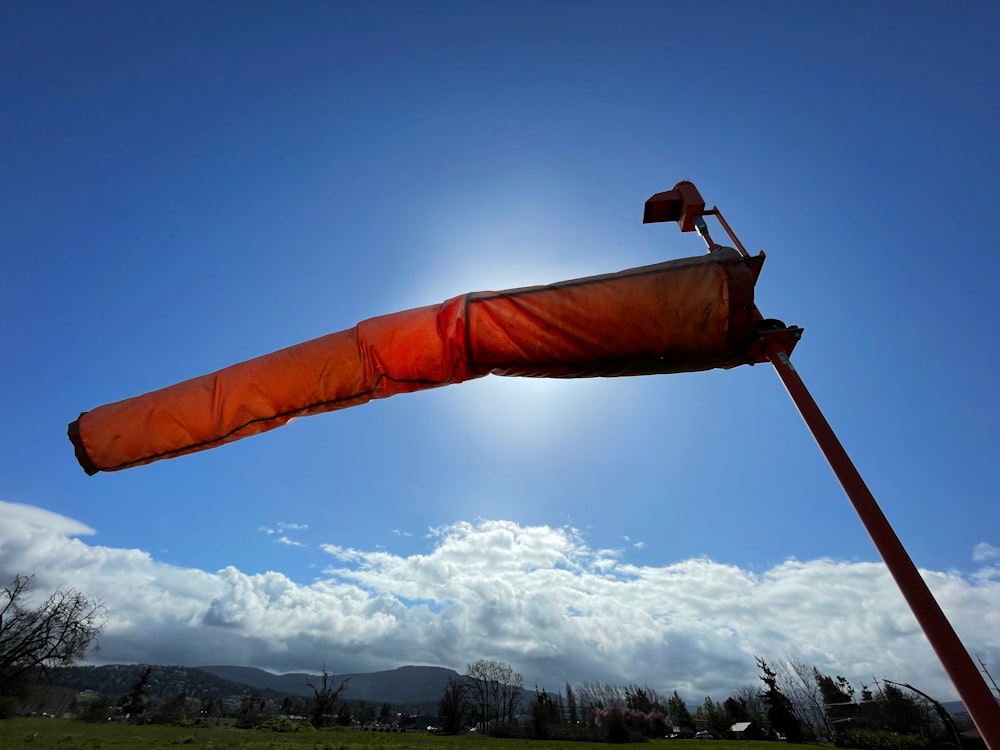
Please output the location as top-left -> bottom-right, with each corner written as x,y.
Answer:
258,521 -> 309,544
1,501 -> 95,537
973,542 -> 1000,563
1,502 -> 997,702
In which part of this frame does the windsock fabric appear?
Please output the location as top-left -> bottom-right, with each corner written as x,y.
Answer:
69,247 -> 762,474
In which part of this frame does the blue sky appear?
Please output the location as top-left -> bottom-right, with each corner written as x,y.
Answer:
2,1 -> 999,704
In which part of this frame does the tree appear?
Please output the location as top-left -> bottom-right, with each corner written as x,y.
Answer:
731,683 -> 767,726
531,686 -> 561,739
565,681 -> 578,724
0,574 -> 105,703
438,677 -> 469,734
625,684 -> 666,713
877,681 -> 934,737
496,662 -> 523,725
575,680 -> 626,726
860,683 -> 875,703
694,695 -> 729,737
667,690 -> 693,730
723,695 -> 749,723
236,693 -> 263,728
757,657 -> 803,742
465,658 -> 522,731
883,679 -> 960,747
153,691 -> 189,724
336,702 -> 352,726
595,706 -> 631,744
306,664 -> 350,728
815,670 -> 855,705
119,665 -> 152,721
815,670 -> 857,733
200,696 -> 223,724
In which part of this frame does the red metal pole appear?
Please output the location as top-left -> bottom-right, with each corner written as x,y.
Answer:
764,345 -> 1000,748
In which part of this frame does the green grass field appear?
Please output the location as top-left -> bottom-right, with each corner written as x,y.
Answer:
0,719 -> 812,750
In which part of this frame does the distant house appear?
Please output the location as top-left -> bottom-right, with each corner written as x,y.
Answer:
728,721 -> 764,739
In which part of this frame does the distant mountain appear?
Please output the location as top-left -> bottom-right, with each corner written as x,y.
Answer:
48,664 -> 460,711
47,664 -> 285,701
942,700 -> 965,715
197,664 -> 460,707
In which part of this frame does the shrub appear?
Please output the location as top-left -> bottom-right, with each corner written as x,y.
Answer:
595,708 -> 631,744
257,717 -> 313,733
835,727 -> 930,750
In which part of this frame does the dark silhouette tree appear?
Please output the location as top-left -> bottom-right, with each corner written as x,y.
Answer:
757,657 -> 803,742
200,696 -> 222,724
78,691 -> 114,722
0,574 -> 105,704
306,664 -> 350,728
119,665 -> 152,722
336,702 -> 352,726
815,670 -> 857,734
438,677 -> 469,734
816,670 -> 855,705
878,681 -> 933,736
531,686 -> 561,739
154,691 -> 188,723
565,681 -> 578,724
465,658 -> 522,730
625,684 -> 663,713
668,689 -> 693,729
695,695 -> 729,737
860,683 -> 875,703
595,706 -> 631,743
883,679 -> 961,747
724,695 -> 750,723
235,693 -> 263,728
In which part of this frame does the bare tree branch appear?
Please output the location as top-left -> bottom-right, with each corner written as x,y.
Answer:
0,575 -> 106,697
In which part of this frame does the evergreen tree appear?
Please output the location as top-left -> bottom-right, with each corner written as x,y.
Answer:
667,690 -> 693,729
695,695 -> 730,737
815,670 -> 856,733
531,686 -> 560,739
757,657 -> 802,742
724,696 -> 749,724
565,681 -> 578,724
879,682 -> 932,736
119,665 -> 152,722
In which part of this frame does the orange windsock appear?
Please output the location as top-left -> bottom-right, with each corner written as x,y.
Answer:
69,247 -> 762,474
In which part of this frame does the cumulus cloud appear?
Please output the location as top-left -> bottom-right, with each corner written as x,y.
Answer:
1,501 -> 997,702
973,542 -> 1000,563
